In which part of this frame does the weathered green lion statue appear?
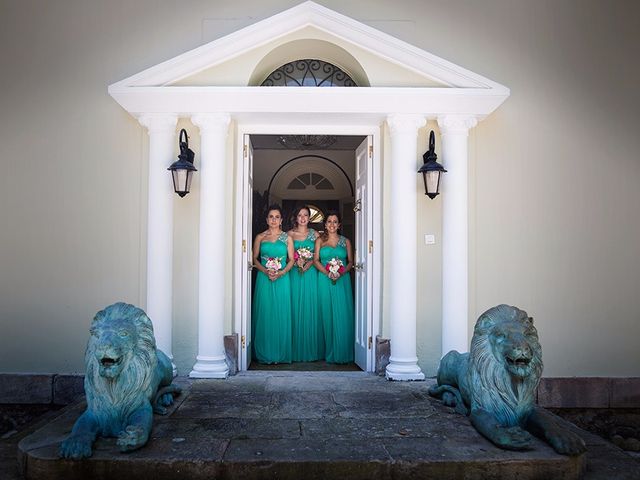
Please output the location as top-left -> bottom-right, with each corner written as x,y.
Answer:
428,304 -> 586,455
59,302 -> 181,459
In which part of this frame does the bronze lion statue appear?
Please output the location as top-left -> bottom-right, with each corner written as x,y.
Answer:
59,302 -> 181,459
429,304 -> 585,455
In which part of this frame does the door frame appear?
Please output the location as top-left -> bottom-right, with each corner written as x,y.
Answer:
234,122 -> 381,372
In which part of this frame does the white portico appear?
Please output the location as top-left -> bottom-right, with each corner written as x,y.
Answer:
109,1 -> 509,379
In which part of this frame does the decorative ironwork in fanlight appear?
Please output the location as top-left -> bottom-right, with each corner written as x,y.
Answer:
261,59 -> 357,87
278,135 -> 337,150
308,205 -> 324,223
287,172 -> 334,191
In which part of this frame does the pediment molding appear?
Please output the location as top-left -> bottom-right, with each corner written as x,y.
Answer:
111,1 -> 507,91
108,1 -> 509,121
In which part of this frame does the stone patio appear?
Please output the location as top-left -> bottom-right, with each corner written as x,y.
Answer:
14,372 -> 636,479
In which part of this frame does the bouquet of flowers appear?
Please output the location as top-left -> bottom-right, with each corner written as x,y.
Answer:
325,257 -> 345,285
264,256 -> 282,273
294,246 -> 313,273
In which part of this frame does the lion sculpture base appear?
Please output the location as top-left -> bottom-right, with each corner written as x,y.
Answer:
59,302 -> 181,459
428,304 -> 586,456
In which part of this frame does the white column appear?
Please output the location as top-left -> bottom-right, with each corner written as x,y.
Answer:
189,114 -> 231,378
437,115 -> 478,355
385,114 -> 426,381
138,114 -> 178,375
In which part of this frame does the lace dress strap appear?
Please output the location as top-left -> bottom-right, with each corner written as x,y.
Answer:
278,231 -> 289,244
337,235 -> 347,248
307,229 -> 318,242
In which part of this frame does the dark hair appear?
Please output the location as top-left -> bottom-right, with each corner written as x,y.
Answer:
292,205 -> 311,227
266,204 -> 283,219
321,210 -> 341,240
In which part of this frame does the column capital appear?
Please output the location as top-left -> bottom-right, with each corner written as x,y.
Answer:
437,115 -> 478,136
386,114 -> 426,137
191,113 -> 231,135
138,114 -> 178,135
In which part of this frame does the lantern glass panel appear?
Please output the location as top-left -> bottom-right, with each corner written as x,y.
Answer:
426,171 -> 440,195
172,169 -> 189,194
185,170 -> 193,192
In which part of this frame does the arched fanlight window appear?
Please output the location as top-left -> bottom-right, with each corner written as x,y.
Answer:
287,173 -> 334,191
261,59 -> 357,87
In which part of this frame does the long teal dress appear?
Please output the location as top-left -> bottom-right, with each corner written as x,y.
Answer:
290,229 -> 324,362
252,232 -> 292,364
318,235 -> 354,364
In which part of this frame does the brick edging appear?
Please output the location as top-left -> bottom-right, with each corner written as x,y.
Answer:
536,377 -> 640,408
0,373 -> 84,405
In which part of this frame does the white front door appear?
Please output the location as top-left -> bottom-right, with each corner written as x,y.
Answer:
239,134 -> 254,371
354,136 -> 373,371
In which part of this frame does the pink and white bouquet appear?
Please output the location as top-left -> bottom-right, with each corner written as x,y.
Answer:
325,257 -> 345,285
264,256 -> 282,273
294,246 -> 313,273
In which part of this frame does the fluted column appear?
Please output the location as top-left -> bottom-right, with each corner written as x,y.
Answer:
189,114 -> 231,378
138,114 -> 178,375
385,114 -> 426,381
437,115 -> 478,355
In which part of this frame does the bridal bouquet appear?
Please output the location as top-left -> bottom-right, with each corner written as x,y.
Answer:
294,246 -> 313,273
264,256 -> 282,273
325,257 -> 345,285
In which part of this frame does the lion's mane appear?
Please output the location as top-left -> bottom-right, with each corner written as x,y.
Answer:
467,304 -> 543,427
84,302 -> 159,433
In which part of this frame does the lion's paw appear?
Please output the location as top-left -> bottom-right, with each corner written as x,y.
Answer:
159,392 -> 175,407
59,434 -> 93,459
548,430 -> 587,456
441,391 -> 457,407
117,425 -> 148,452
493,426 -> 533,450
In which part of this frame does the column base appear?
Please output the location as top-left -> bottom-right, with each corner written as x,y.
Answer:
189,355 -> 229,379
165,354 -> 178,377
385,358 -> 425,381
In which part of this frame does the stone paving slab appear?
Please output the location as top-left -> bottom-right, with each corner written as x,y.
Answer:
17,372 -> 594,480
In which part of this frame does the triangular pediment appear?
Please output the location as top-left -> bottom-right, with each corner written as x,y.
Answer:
109,1 -> 508,93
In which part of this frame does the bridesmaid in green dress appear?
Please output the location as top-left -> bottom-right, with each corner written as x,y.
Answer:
314,212 -> 354,364
288,206 -> 324,362
252,205 -> 295,364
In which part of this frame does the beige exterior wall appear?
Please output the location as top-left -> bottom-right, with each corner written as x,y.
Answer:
1,0 -> 639,377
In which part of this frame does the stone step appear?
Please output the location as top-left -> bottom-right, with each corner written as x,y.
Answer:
17,374 -> 587,480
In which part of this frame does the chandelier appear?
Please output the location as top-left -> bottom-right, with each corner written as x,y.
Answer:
277,135 -> 337,150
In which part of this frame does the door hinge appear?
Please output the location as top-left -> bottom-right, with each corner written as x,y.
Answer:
368,145 -> 373,158
242,239 -> 247,253
243,144 -> 247,158
368,336 -> 373,349
368,240 -> 373,253
241,335 -> 246,349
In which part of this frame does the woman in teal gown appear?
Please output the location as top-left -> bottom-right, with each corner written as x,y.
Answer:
252,205 -> 295,364
288,206 -> 323,362
314,212 -> 354,364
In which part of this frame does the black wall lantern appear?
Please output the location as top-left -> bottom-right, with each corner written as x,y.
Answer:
168,129 -> 197,197
418,130 -> 446,199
